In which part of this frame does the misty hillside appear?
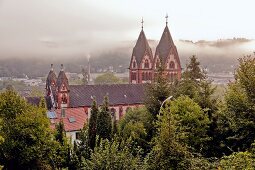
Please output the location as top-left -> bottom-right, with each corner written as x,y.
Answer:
0,38 -> 254,78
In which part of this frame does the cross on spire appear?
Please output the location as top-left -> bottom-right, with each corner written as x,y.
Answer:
141,17 -> 144,30
165,13 -> 168,25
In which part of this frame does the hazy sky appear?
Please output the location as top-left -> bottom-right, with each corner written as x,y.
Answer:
0,0 -> 254,57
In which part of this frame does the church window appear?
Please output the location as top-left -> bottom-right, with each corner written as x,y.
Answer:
169,61 -> 175,69
133,61 -> 136,68
62,94 -> 67,104
144,59 -> 149,68
142,72 -> 145,80
131,72 -> 136,80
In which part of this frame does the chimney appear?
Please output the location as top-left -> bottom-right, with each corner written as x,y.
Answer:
61,64 -> 64,71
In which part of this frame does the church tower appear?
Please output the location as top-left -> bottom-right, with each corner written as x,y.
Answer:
129,19 -> 153,84
56,64 -> 70,108
46,64 -> 57,109
153,15 -> 181,81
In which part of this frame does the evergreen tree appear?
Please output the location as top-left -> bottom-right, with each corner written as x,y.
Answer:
54,121 -> 70,169
96,96 -> 112,140
145,65 -> 173,119
183,55 -> 205,81
88,99 -> 98,150
77,124 -> 91,160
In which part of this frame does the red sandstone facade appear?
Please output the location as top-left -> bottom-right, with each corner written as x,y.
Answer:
129,22 -> 181,84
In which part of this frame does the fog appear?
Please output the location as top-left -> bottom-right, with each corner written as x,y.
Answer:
0,0 -> 137,59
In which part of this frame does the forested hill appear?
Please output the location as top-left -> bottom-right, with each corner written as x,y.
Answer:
0,38 -> 253,78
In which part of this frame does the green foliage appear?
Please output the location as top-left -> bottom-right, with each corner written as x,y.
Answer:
145,98 -> 191,170
182,55 -> 205,81
0,90 -> 56,169
53,121 -> 70,169
83,137 -> 143,170
88,99 -> 98,150
221,56 -> 255,152
96,96 -> 112,140
145,65 -> 173,118
219,151 -> 255,170
236,56 -> 255,103
119,107 -> 153,154
175,55 -> 217,117
77,124 -> 91,160
0,89 -> 29,119
94,72 -> 122,84
169,96 -> 211,154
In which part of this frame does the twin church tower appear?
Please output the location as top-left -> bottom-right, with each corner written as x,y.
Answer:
45,17 -> 181,109
129,17 -> 181,84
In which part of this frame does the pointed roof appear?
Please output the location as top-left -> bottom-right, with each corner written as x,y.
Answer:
155,25 -> 175,63
57,64 -> 69,91
46,64 -> 57,89
131,29 -> 153,66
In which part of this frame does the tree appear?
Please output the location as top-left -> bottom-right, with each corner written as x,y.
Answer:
0,90 -> 56,169
222,55 -> 255,152
54,121 -> 70,169
145,65 -> 173,119
77,124 -> 91,160
119,107 -> 153,154
96,96 -> 112,140
94,72 -> 121,84
145,98 -> 191,170
219,151 -> 255,169
169,96 -> 211,154
88,99 -> 98,150
182,55 -> 205,81
83,137 -> 143,170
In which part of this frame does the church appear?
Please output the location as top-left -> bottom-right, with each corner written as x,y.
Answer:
34,17 -> 182,142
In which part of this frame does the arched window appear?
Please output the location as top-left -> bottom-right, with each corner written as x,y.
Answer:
131,72 -> 136,81
62,94 -> 67,104
169,61 -> 175,69
142,72 -> 145,80
149,72 -> 151,80
133,61 -> 136,68
146,72 -> 149,80
144,59 -> 149,68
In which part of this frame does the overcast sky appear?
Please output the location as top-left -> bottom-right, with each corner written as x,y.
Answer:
0,0 -> 254,57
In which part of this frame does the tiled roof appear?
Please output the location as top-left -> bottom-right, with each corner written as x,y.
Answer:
131,29 -> 153,67
49,108 -> 88,132
155,25 -> 175,64
69,84 -> 145,107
